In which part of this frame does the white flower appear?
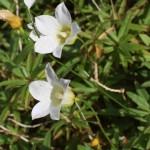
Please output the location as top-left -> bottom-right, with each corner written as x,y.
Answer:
24,0 -> 36,9
29,2 -> 81,58
29,63 -> 75,120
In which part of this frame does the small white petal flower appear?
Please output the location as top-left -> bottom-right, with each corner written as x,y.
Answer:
29,63 -> 75,120
29,2 -> 81,58
24,0 -> 36,9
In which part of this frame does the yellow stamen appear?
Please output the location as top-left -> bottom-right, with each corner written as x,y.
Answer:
0,9 -> 22,29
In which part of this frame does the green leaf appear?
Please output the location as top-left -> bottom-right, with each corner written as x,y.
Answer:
0,134 -> 6,145
128,108 -> 149,117
14,44 -> 31,64
57,57 -> 81,77
100,108 -> 126,116
24,87 -> 31,109
130,24 -> 148,32
32,54 -> 43,71
118,11 -> 132,39
0,106 -> 10,123
139,34 -> 150,46
77,143 -> 94,150
135,85 -> 149,102
12,67 -> 25,78
103,59 -> 113,75
0,79 -> 27,88
72,117 -> 89,129
146,136 -> 150,149
142,81 -> 150,88
119,43 -> 132,60
0,1 -> 11,9
80,32 -> 92,39
43,131 -> 51,149
50,120 -> 66,135
26,52 -> 35,73
143,126 -> 150,134
71,81 -> 97,93
127,92 -> 149,111
111,128 -> 119,148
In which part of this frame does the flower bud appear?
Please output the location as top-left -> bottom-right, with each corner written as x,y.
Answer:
0,9 -> 22,29
62,87 -> 75,107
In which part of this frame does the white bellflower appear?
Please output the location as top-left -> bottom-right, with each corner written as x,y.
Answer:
29,63 -> 75,120
29,2 -> 81,58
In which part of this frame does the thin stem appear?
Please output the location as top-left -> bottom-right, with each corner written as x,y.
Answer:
0,125 -> 29,142
80,99 -> 117,150
110,0 -> 116,19
14,0 -> 22,51
100,89 -> 128,111
27,9 -> 40,37
75,101 -> 93,140
90,106 -> 116,149
27,9 -> 33,24
18,26 -> 33,41
92,0 -> 101,11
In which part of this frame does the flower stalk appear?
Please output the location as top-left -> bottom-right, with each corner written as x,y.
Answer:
75,101 -> 94,141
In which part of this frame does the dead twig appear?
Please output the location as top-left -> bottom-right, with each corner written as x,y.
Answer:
8,118 -> 43,128
8,118 -> 53,128
90,77 -> 125,94
98,26 -> 115,40
0,125 -> 29,142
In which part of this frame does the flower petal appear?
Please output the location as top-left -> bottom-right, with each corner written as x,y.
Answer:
60,78 -> 70,92
34,36 -> 59,54
24,0 -> 36,9
45,63 -> 59,85
49,79 -> 70,120
55,2 -> 72,26
71,22 -> 81,37
49,103 -> 61,120
29,81 -> 52,101
35,15 -> 61,36
27,23 -> 33,29
66,22 -> 81,44
32,101 -> 50,120
29,30 -> 39,41
52,45 -> 64,58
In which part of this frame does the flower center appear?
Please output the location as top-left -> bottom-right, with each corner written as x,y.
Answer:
51,85 -> 64,106
59,32 -> 67,38
57,26 -> 71,44
55,92 -> 63,99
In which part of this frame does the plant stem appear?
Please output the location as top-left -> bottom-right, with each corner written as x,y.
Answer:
92,0 -> 101,11
81,99 -> 117,150
27,9 -> 33,24
75,101 -> 93,140
27,9 -> 40,37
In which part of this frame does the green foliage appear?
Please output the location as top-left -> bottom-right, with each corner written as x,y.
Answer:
0,0 -> 150,149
